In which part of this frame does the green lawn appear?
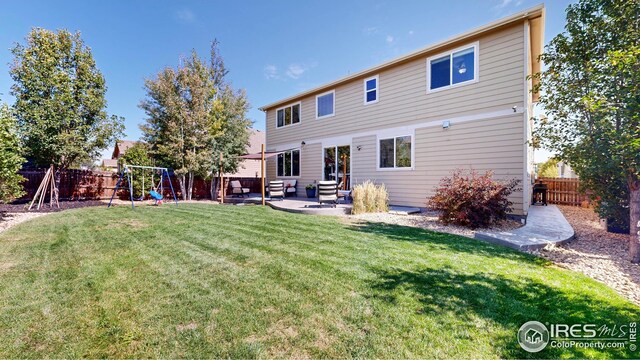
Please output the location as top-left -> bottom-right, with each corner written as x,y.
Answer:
0,204 -> 638,358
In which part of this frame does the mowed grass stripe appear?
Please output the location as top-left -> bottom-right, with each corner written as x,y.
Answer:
0,204 -> 638,358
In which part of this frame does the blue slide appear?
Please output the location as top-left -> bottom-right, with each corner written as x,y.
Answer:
149,190 -> 163,200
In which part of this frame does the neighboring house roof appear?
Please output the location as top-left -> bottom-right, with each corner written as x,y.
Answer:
259,4 -> 544,111
246,129 -> 265,154
102,159 -> 118,168
228,129 -> 265,178
112,140 -> 140,159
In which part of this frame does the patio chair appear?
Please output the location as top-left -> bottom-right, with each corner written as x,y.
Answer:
230,180 -> 250,197
317,180 -> 338,207
283,179 -> 297,197
336,181 -> 351,204
269,180 -> 285,200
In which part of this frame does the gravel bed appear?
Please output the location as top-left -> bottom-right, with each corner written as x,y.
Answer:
0,212 -> 48,234
0,200 -> 104,213
531,206 -> 640,306
347,210 -> 522,238
0,200 -> 104,235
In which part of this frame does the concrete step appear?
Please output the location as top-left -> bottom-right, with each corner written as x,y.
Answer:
475,205 -> 575,251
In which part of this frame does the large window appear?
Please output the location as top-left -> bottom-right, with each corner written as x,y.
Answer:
427,44 -> 477,92
276,103 -> 301,128
316,90 -> 335,118
277,149 -> 300,177
364,75 -> 378,104
379,135 -> 412,169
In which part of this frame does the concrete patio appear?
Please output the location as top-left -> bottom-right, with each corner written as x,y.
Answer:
475,205 -> 575,251
226,194 -> 352,215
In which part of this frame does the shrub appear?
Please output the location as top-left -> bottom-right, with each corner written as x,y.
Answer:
0,104 -> 25,203
352,181 -> 389,215
427,170 -> 519,229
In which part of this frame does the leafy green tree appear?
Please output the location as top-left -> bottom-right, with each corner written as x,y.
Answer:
537,158 -> 559,178
10,28 -> 124,199
0,103 -> 26,203
140,41 -> 251,200
208,86 -> 252,199
533,0 -> 640,262
118,142 -> 153,199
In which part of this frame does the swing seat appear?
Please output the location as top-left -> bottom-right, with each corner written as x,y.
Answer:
149,190 -> 163,200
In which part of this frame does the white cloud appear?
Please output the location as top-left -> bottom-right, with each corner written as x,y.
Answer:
285,61 -> 317,79
265,61 -> 317,81
408,30 -> 414,36
176,8 -> 195,23
286,64 -> 305,79
362,26 -> 378,35
264,64 -> 279,80
386,35 -> 394,43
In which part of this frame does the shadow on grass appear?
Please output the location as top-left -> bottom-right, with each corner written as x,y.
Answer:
349,221 -> 543,263
370,266 -> 640,358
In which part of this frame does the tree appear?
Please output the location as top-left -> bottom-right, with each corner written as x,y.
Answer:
10,28 -> 124,199
208,86 -> 252,199
118,143 -> 153,198
140,41 -> 251,200
0,103 -> 26,203
533,0 -> 640,262
537,158 -> 559,178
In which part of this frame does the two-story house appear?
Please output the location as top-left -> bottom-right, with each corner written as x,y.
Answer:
259,5 -> 544,216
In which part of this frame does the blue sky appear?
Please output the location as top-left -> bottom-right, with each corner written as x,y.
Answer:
0,0 -> 573,160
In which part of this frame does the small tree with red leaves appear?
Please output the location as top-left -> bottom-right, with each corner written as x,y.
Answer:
428,170 -> 520,229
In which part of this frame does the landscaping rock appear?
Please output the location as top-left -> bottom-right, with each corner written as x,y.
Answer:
532,206 -> 640,306
0,212 -> 47,234
347,210 -> 521,238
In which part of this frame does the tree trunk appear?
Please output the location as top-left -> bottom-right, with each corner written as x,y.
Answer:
187,171 -> 194,201
629,175 -> 640,263
53,167 -> 62,203
210,172 -> 216,200
178,174 -> 187,201
212,176 -> 221,201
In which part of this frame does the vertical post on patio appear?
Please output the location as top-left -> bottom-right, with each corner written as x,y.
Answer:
341,154 -> 348,190
261,144 -> 265,206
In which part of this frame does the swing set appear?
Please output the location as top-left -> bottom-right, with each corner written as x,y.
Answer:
108,165 -> 178,209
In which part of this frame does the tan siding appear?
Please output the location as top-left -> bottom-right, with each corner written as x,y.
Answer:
351,115 -> 525,214
266,23 -> 525,145
265,22 -> 529,214
266,143 -> 322,197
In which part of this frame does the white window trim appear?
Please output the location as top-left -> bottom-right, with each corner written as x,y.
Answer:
426,41 -> 479,94
320,144 -> 352,183
376,132 -> 415,171
363,75 -> 379,105
276,148 -> 301,178
315,90 -> 335,119
275,102 -> 302,129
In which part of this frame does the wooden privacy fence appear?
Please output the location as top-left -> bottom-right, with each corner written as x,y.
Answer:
18,169 -> 263,201
537,177 -> 590,206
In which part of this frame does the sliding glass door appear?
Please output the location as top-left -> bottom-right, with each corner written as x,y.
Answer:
323,145 -> 350,189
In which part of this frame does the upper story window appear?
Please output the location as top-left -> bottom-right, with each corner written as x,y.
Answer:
316,90 -> 335,119
364,75 -> 378,104
378,135 -> 413,170
277,149 -> 300,177
427,43 -> 478,92
276,103 -> 301,128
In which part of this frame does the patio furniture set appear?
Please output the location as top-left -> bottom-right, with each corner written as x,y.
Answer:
230,179 -> 350,207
